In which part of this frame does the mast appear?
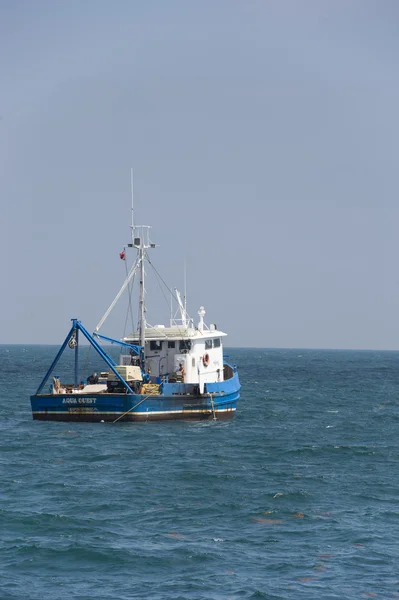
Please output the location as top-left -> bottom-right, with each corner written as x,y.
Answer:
128,172 -> 156,369
131,225 -> 156,369
93,172 -> 156,369
130,168 -> 145,368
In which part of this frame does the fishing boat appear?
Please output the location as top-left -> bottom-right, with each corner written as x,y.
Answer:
30,217 -> 241,422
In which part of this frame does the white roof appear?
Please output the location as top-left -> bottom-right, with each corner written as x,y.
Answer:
124,325 -> 227,342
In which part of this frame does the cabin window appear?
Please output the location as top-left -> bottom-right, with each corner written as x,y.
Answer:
213,338 -> 221,348
168,341 -> 175,348
179,340 -> 192,351
150,340 -> 162,351
205,339 -> 212,350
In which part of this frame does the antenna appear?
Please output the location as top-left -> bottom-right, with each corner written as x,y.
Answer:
184,258 -> 187,322
130,167 -> 134,238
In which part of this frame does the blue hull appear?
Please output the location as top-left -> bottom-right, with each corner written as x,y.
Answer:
31,373 -> 241,422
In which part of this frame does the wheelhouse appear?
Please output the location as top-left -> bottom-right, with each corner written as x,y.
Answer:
122,313 -> 227,388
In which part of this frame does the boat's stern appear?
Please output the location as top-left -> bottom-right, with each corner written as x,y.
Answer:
30,392 -> 128,422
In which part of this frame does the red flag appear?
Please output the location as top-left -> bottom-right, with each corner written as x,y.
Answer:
119,250 -> 126,260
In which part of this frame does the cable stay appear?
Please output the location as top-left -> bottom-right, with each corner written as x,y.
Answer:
96,257 -> 142,332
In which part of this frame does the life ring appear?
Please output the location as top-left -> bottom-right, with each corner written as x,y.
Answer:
203,353 -> 210,367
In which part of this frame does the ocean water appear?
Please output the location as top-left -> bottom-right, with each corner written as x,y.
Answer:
1,346 -> 399,600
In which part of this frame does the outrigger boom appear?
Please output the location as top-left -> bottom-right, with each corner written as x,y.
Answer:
35,319 -> 140,396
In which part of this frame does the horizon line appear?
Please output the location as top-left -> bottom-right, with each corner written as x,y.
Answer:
1,343 -> 399,353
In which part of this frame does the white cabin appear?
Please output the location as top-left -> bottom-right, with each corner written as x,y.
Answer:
122,306 -> 227,387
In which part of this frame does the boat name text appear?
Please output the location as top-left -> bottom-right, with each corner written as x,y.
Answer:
62,397 -> 97,404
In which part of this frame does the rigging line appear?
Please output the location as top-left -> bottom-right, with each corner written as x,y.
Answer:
83,344 -> 92,372
134,264 -> 142,338
144,252 -> 189,338
123,255 -> 136,337
126,255 -> 135,334
145,252 -> 185,312
95,257 -> 142,332
136,300 -> 141,336
147,257 -> 187,337
140,260 -> 147,331
112,391 -> 158,423
123,257 -> 130,337
147,258 -> 174,316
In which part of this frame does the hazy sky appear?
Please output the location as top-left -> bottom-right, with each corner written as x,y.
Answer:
1,1 -> 399,349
